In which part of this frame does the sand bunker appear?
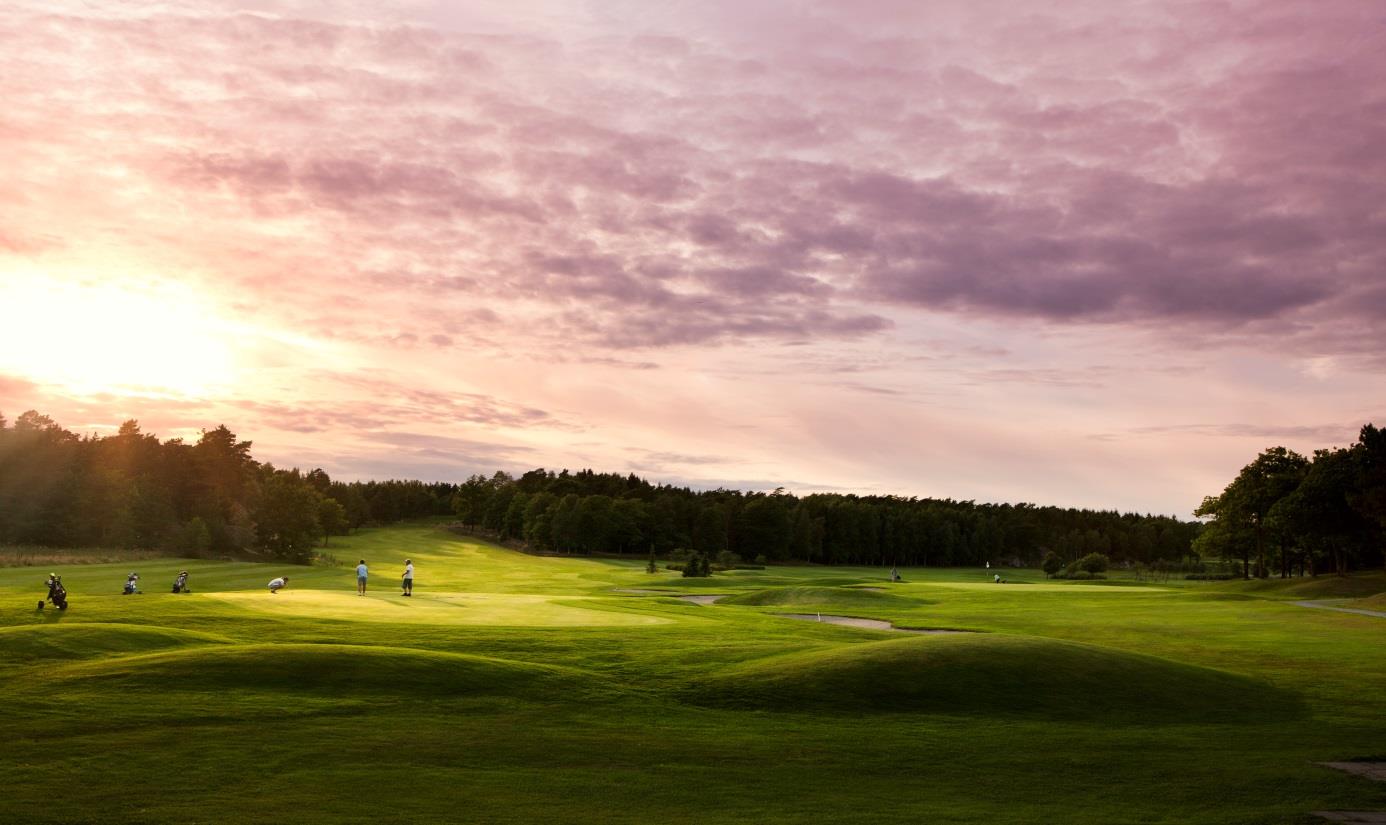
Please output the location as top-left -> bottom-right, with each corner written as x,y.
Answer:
612,589 -> 727,605
675,594 -> 728,605
776,613 -> 972,634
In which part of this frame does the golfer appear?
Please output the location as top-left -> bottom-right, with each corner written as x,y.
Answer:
356,559 -> 368,595
268,576 -> 288,594
401,559 -> 414,597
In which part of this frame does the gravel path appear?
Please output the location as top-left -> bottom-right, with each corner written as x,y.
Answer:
1294,600 -> 1386,619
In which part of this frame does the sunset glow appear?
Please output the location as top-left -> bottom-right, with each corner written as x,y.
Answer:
2,0 -> 1384,513
0,268 -> 237,397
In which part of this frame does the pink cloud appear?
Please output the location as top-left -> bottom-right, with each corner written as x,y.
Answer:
3,0 -> 1385,512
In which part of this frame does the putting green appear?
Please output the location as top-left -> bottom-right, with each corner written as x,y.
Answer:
200,589 -> 672,627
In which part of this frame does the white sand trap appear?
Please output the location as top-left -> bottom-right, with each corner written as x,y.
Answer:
675,594 -> 728,605
203,590 -> 670,627
612,589 -> 727,605
776,613 -> 972,634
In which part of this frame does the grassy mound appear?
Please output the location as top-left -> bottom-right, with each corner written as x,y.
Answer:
0,622 -> 230,666
1217,572 -> 1386,600
718,586 -> 926,608
47,643 -> 603,700
1347,592 -> 1386,611
686,634 -> 1296,721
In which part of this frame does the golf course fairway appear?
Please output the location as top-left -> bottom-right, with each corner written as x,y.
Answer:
2,522 -> 1384,824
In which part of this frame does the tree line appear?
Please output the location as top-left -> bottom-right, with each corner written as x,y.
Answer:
449,468 -> 1199,567
1,409 -> 1201,566
0,411 -> 453,562
1194,424 -> 1386,578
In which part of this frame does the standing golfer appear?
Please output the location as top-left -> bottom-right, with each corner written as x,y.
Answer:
401,559 -> 414,597
356,559 -> 368,595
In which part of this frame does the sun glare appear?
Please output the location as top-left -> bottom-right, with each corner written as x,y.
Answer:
0,267 -> 238,398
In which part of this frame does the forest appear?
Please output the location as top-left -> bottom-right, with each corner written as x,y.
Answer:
0,409 -> 1194,568
1194,424 -> 1386,577
1,409 -> 1379,574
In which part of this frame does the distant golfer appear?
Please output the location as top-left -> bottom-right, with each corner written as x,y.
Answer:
268,576 -> 288,594
401,559 -> 414,597
356,559 -> 368,596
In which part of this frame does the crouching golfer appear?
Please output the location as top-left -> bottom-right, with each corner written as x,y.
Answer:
356,559 -> 368,596
268,576 -> 289,594
401,559 -> 414,597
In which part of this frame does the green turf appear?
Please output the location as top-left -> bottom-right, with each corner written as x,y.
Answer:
2,524 -> 1384,824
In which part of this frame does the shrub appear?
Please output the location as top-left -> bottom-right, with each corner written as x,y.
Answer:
1078,552 -> 1110,574
716,550 -> 741,569
682,552 -> 712,578
1041,551 -> 1062,578
646,551 -> 657,574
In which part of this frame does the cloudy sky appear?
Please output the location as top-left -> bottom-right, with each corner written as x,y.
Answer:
2,0 -> 1384,514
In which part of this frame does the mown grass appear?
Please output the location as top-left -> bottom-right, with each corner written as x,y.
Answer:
0,523 -> 1383,824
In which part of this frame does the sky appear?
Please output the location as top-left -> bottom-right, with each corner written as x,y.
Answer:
2,0 -> 1384,515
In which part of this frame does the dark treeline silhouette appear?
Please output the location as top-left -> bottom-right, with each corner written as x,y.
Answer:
1194,424 -> 1386,578
450,468 -> 1199,566
0,411 -> 454,563
1,409 -> 1201,566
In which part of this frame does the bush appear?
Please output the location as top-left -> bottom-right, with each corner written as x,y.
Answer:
682,552 -> 712,578
646,551 -> 657,574
1041,551 -> 1062,578
716,550 -> 741,569
669,548 -> 693,563
1078,552 -> 1110,574
754,554 -> 767,565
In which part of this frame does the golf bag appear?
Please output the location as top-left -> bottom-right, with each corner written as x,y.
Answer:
172,572 -> 189,594
43,577 -> 68,610
123,573 -> 140,595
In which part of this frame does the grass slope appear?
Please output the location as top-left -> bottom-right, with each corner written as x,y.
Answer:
687,633 -> 1297,721
718,585 -> 925,608
0,523 -> 1383,824
0,622 -> 230,665
46,643 -> 602,698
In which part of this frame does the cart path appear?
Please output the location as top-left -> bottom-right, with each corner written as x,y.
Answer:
1294,600 -> 1386,619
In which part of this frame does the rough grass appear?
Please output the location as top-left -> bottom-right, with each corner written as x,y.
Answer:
0,544 -> 170,567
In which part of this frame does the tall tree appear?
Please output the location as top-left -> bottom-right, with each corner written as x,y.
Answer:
1197,447 -> 1308,578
